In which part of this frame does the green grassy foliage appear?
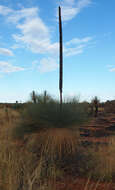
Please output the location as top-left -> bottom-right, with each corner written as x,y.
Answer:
12,93 -> 89,139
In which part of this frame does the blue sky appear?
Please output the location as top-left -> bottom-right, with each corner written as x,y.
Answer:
0,0 -> 115,102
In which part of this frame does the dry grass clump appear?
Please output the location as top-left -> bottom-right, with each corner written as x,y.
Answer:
26,128 -> 80,175
0,108 -> 24,190
21,128 -> 80,187
0,107 -> 20,126
77,136 -> 115,181
94,136 -> 115,181
41,128 -> 79,158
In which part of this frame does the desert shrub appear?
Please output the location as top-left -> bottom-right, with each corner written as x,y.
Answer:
12,95 -> 89,138
30,90 -> 54,104
104,100 -> 115,113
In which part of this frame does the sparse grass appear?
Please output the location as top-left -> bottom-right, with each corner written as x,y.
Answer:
93,137 -> 115,181
73,136 -> 115,182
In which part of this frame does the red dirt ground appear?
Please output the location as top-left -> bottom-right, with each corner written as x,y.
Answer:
56,177 -> 115,190
80,113 -> 115,144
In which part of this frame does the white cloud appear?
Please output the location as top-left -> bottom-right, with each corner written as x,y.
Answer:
38,57 -> 58,73
13,17 -> 51,54
0,5 -> 12,16
0,61 -> 24,73
59,0 -> 92,21
109,68 -> 115,72
0,5 -> 94,72
66,37 -> 92,46
8,7 -> 39,23
11,44 -> 24,49
64,36 -> 93,56
0,48 -> 14,56
77,0 -> 91,8
61,7 -> 79,21
0,5 -> 93,58
0,6 -> 59,55
107,65 -> 115,72
63,0 -> 75,6
64,46 -> 83,56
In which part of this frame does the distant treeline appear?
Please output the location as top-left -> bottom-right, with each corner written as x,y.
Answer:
0,103 -> 26,109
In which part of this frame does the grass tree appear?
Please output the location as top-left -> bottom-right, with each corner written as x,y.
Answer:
59,6 -> 63,111
31,90 -> 37,104
92,96 -> 100,117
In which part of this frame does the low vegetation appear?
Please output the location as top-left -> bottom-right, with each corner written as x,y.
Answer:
0,93 -> 115,189
12,92 -> 89,139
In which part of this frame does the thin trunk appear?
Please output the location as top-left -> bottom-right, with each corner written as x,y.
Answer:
32,91 -> 36,104
95,105 -> 98,117
59,6 -> 63,110
44,90 -> 47,104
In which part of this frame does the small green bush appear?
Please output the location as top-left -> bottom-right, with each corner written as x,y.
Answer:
13,94 -> 89,139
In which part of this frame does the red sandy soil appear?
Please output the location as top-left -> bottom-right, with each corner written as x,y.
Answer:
81,136 -> 110,143
56,177 -> 115,190
80,113 -> 115,144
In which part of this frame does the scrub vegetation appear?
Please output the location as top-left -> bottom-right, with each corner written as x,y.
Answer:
0,93 -> 115,190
